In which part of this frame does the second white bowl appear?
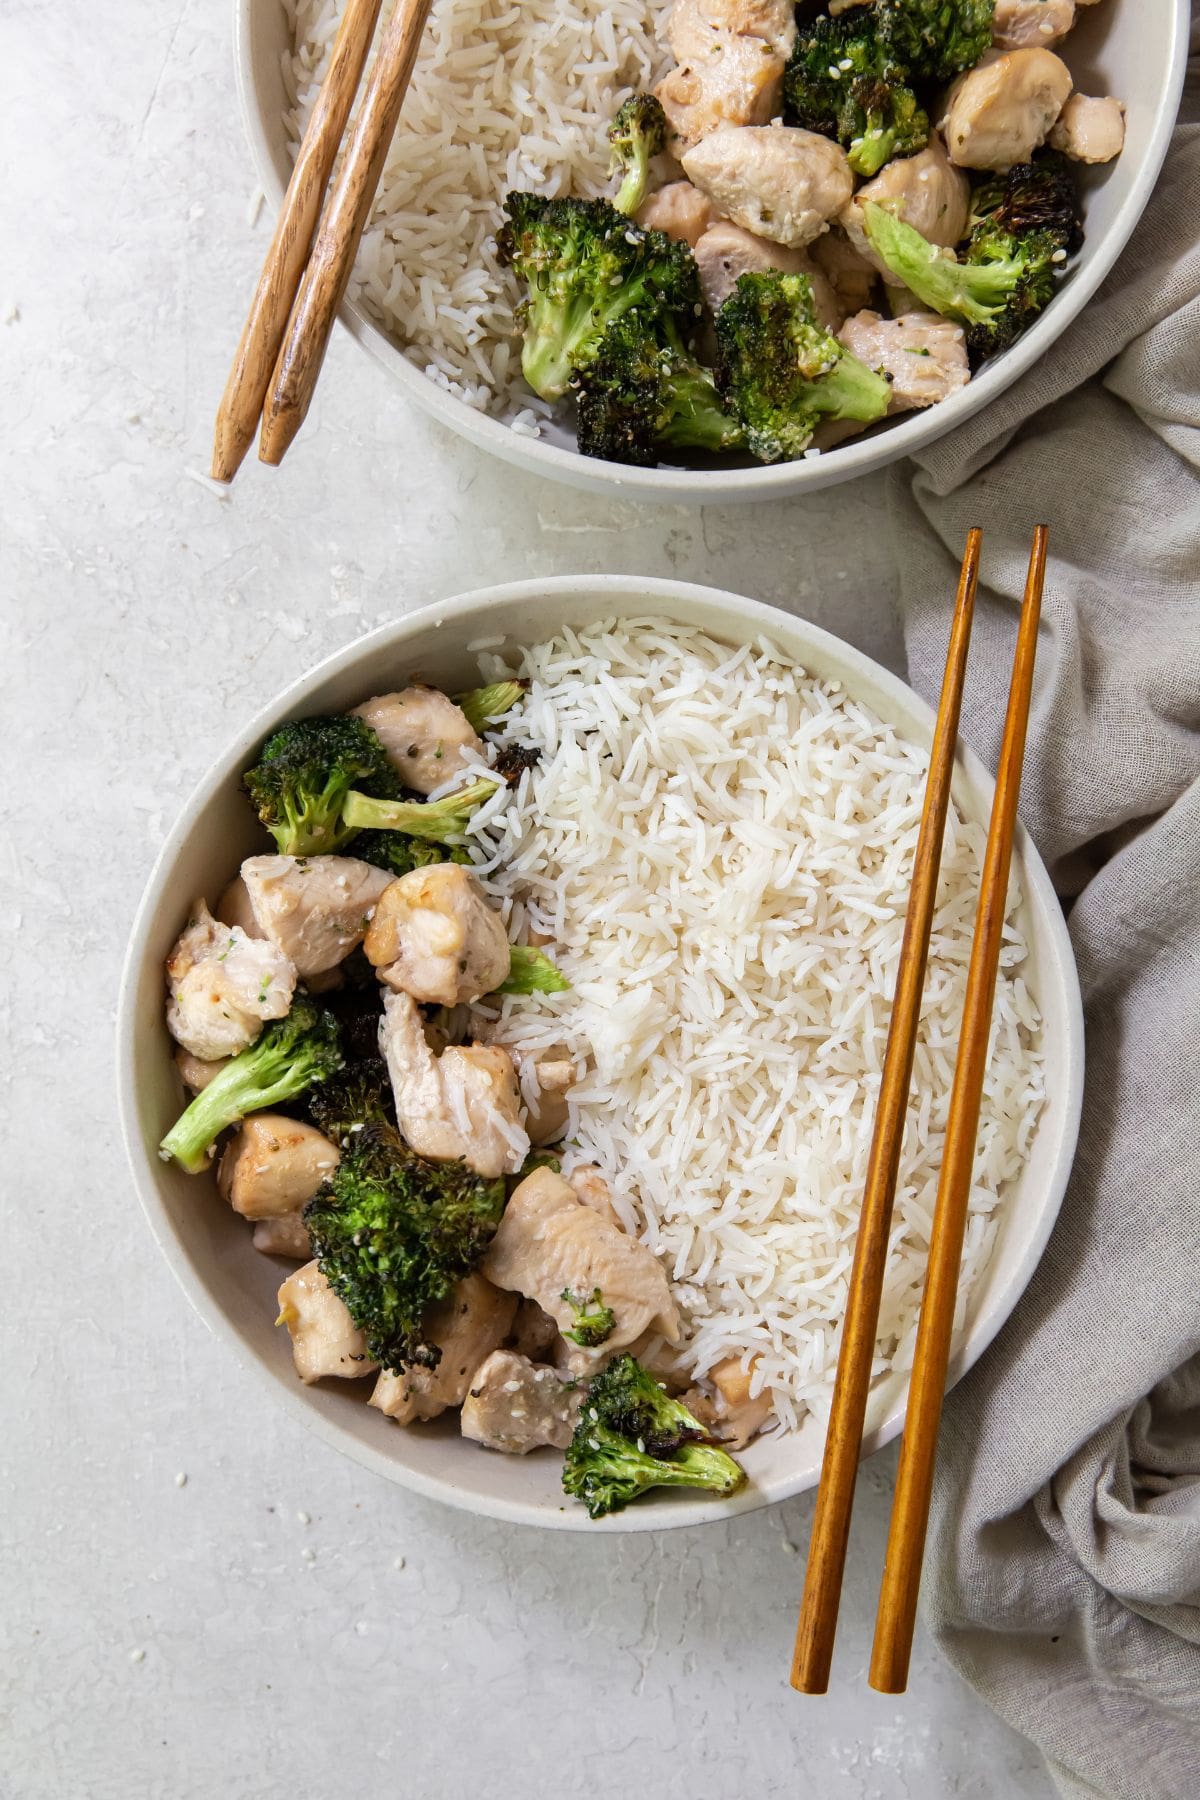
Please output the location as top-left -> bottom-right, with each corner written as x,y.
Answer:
119,577 -> 1083,1528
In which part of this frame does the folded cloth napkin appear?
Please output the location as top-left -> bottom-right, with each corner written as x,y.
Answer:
884,21 -> 1200,1799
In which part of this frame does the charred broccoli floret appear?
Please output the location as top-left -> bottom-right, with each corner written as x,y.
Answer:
497,193 -> 702,401
862,166 -> 1077,356
608,94 -> 668,216
304,1123 -> 506,1371
243,716 -> 392,857
306,1055 -> 395,1144
495,945 -> 570,996
561,1288 -> 616,1348
574,313 -> 743,466
562,1354 -> 746,1519
494,742 -> 542,785
877,0 -> 994,83
968,152 -> 1083,251
716,271 -> 892,462
160,998 -> 343,1173
341,777 -> 498,843
455,680 -> 526,734
784,12 -> 928,177
352,831 -> 468,878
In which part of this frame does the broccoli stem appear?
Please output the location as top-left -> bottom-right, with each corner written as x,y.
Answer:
862,202 -> 1015,326
341,777 -> 498,843
850,128 -> 897,180
159,1008 -> 343,1173
495,945 -> 570,996
456,681 -> 525,734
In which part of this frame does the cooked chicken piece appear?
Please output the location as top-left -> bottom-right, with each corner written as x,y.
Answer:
809,228 -> 879,317
679,1384 -> 721,1430
174,1047 -> 229,1093
567,1163 -> 624,1231
657,39 -> 788,147
240,854 -> 391,978
351,686 -> 482,795
215,875 -> 265,938
837,310 -> 970,412
461,1350 -> 583,1455
635,180 -> 714,247
276,1261 -> 377,1383
370,1273 -> 517,1424
379,989 -> 528,1177
708,1354 -> 775,1449
516,1045 -> 577,1146
364,863 -> 510,1006
667,0 -> 795,62
658,0 -> 795,147
217,1114 -> 339,1219
682,127 -> 854,248
483,1167 -> 680,1352
993,0 -> 1075,50
1049,92 -> 1125,163
509,1296 -> 560,1360
940,48 -> 1072,171
841,135 -> 970,278
693,221 -> 841,325
252,1212 -> 311,1260
165,900 -> 296,1061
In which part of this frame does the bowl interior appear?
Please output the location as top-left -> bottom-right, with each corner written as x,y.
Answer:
121,578 -> 1083,1529
234,0 -> 1187,499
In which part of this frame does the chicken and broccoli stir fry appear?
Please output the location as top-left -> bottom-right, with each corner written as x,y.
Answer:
498,0 -> 1123,466
157,678 -> 755,1517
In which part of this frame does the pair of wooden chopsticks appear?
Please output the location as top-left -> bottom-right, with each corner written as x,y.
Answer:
212,0 -> 434,482
792,525 -> 1048,1697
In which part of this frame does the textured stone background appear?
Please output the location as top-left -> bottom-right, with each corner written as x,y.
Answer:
2,4 -> 1053,1795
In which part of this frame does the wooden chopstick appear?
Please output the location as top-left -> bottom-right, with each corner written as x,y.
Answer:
790,529 -> 984,1696
869,525 -> 1048,1695
259,0 -> 436,467
211,0 -> 383,482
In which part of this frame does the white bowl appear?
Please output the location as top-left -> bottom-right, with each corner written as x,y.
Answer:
119,576 -> 1083,1530
233,0 -> 1187,503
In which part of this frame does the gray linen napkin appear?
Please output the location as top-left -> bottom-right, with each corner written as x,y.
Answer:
882,25 -> 1200,1799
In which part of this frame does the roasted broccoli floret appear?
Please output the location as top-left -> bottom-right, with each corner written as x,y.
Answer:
877,0 -> 994,83
608,95 -> 668,216
968,152 -> 1082,251
862,178 -> 1075,356
494,742 -> 542,785
495,945 -> 570,996
306,1055 -> 395,1144
160,998 -> 343,1174
455,680 -> 526,734
243,716 -> 391,857
561,1288 -> 616,1348
574,313 -> 744,466
304,1123 -> 506,1371
716,271 -> 892,462
562,1354 -> 746,1519
341,776 -> 498,843
352,831 -> 468,878
784,12 -> 929,177
497,193 -> 702,401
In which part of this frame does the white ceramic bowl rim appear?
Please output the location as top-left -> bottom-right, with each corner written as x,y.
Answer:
118,576 -> 1084,1530
232,0 -> 1189,501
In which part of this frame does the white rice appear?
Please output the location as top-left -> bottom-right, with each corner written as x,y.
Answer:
283,0 -> 673,423
462,621 -> 1046,1431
